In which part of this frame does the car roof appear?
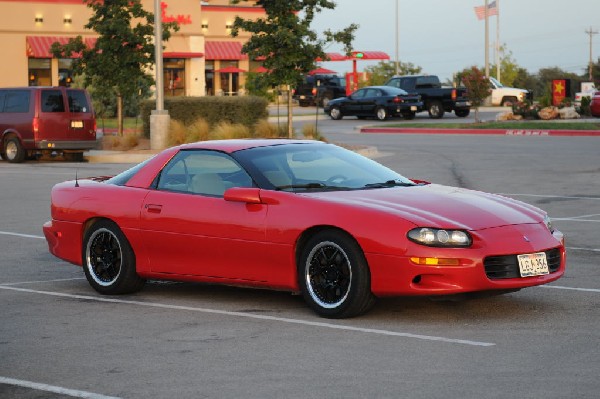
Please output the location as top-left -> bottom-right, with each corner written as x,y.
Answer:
178,139 -> 325,153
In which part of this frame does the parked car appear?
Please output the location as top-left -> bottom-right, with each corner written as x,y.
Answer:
385,75 -> 470,118
0,86 -> 96,163
574,83 -> 596,110
591,91 -> 600,117
293,74 -> 347,107
43,140 -> 566,319
324,86 -> 423,121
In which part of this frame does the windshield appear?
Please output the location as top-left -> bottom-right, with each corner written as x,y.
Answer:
233,142 -> 415,192
490,77 -> 504,88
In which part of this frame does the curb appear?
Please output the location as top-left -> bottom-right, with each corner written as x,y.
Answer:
360,127 -> 600,137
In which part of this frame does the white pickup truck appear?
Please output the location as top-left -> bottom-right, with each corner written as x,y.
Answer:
574,82 -> 596,110
487,77 -> 529,106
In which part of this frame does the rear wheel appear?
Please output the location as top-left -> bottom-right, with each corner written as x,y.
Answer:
501,96 -> 518,107
375,106 -> 388,121
83,220 -> 145,295
329,106 -> 343,120
299,230 -> 376,318
427,101 -> 445,119
455,109 -> 470,118
3,137 -> 26,163
320,94 -> 333,108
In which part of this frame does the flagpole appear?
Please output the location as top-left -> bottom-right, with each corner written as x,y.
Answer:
496,0 -> 500,81
484,0 -> 489,78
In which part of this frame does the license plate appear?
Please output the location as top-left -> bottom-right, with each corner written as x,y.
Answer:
299,95 -> 306,99
410,106 -> 417,111
71,120 -> 83,129
517,252 -> 549,277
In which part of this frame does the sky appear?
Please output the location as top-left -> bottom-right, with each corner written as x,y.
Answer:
311,0 -> 600,84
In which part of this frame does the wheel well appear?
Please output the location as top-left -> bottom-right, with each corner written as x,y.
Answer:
82,217 -> 116,240
295,225 -> 362,267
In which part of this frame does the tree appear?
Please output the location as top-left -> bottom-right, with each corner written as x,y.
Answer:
363,61 -> 422,86
51,0 -> 178,136
490,45 -> 520,87
459,66 -> 491,123
231,0 -> 357,137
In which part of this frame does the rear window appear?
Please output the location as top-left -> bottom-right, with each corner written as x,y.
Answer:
67,90 -> 90,113
41,90 -> 65,113
2,90 -> 30,113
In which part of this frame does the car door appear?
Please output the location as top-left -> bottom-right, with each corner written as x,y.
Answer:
138,149 -> 270,281
360,88 -> 382,115
343,88 -> 366,115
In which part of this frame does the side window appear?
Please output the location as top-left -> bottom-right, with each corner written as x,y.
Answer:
0,91 -> 5,113
352,89 -> 366,99
41,90 -> 65,113
157,150 -> 253,197
4,91 -> 31,113
67,90 -> 90,113
400,79 -> 413,91
388,78 -> 400,88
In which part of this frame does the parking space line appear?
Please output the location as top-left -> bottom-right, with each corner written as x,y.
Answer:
0,231 -> 45,239
0,285 -> 495,347
498,193 -> 600,201
0,277 -> 86,286
541,285 -> 600,293
0,376 -> 121,399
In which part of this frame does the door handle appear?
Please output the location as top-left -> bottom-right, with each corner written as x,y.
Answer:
145,204 -> 162,214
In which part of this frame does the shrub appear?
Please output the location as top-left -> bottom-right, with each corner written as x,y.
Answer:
140,96 -> 269,138
301,124 -> 327,142
579,96 -> 592,116
512,100 -> 541,119
210,122 -> 252,140
254,120 -> 289,138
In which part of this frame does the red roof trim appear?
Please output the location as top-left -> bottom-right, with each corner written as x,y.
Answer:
26,36 -> 83,58
163,52 -> 204,59
202,5 -> 266,14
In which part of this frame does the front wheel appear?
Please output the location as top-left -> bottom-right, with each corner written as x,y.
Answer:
299,230 -> 376,318
427,101 -> 445,119
329,106 -> 343,120
83,220 -> 145,295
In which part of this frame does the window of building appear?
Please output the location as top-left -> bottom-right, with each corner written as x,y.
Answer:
205,61 -> 214,96
164,58 -> 185,96
220,61 -> 239,96
28,59 -> 51,87
58,59 -> 74,87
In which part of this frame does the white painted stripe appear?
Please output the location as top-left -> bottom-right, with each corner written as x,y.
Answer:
0,285 -> 495,347
540,285 -> 600,293
0,231 -> 45,239
552,218 -> 600,223
0,376 -> 122,399
0,277 -> 86,286
497,193 -> 600,201
567,247 -> 600,252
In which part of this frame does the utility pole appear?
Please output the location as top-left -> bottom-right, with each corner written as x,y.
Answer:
484,0 -> 489,78
585,26 -> 598,81
395,0 -> 399,75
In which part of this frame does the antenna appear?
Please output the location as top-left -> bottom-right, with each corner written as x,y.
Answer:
75,169 -> 79,187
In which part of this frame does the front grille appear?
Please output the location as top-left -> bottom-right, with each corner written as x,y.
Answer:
484,248 -> 561,279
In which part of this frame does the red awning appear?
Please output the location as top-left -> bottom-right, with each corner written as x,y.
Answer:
351,51 -> 390,60
205,41 -> 248,60
26,36 -> 97,58
308,67 -> 337,75
316,52 -> 346,62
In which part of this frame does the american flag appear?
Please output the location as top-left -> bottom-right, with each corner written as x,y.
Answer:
474,1 -> 498,20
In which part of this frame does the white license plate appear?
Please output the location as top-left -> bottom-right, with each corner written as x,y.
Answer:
71,120 -> 84,129
517,252 -> 549,277
410,106 -> 417,111
299,95 -> 306,99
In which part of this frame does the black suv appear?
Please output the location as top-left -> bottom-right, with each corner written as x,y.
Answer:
293,74 -> 347,107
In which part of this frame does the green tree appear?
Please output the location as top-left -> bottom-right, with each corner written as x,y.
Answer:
459,66 -> 491,123
490,45 -> 520,87
363,61 -> 422,86
51,0 -> 178,136
231,0 -> 357,137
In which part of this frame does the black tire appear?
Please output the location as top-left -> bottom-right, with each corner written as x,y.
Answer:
455,109 -> 470,118
329,106 -> 343,120
375,106 -> 388,121
3,137 -> 26,163
82,220 -> 145,295
427,101 -> 445,119
298,230 -> 376,318
402,111 -> 416,120
320,94 -> 333,108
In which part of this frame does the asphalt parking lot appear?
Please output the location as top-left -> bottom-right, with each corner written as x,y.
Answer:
1,133 -> 599,399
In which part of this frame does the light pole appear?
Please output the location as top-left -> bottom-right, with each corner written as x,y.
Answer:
150,0 -> 170,150
395,0 -> 399,75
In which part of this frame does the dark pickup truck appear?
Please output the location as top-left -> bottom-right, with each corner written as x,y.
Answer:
385,75 -> 470,118
293,74 -> 347,107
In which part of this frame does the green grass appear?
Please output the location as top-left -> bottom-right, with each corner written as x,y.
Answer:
382,121 -> 600,130
96,117 -> 143,130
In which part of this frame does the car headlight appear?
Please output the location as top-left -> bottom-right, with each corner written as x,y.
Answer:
407,227 -> 472,247
544,214 -> 554,233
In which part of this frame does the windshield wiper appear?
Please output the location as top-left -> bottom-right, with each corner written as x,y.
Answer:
275,183 -> 349,191
363,180 -> 416,189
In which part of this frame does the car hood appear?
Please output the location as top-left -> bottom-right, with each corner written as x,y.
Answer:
303,184 -> 543,231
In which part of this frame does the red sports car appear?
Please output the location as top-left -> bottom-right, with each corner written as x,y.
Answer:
590,91 -> 600,117
43,140 -> 566,318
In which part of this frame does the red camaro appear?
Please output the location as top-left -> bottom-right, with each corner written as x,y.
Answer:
43,140 -> 566,318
